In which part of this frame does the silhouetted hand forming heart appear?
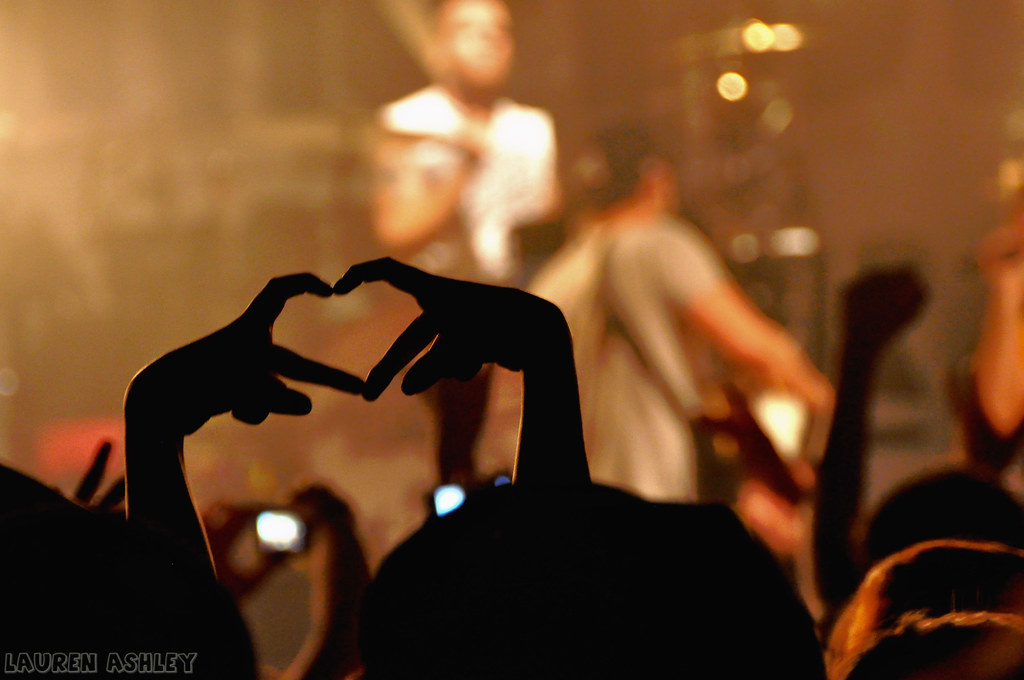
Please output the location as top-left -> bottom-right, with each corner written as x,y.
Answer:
335,258 -> 589,486
127,273 -> 365,437
124,273 -> 365,569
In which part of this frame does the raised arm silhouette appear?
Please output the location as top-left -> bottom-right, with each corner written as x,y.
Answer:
335,257 -> 589,487
124,273 -> 364,569
813,266 -> 927,621
344,259 -> 825,680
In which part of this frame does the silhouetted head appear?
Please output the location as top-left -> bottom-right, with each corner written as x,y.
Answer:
0,506 -> 257,679
432,0 -> 514,99
865,471 -> 1024,566
359,484 -> 824,679
828,540 -> 1024,680
572,121 -> 677,214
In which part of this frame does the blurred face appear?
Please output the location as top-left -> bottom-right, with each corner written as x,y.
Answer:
436,0 -> 514,93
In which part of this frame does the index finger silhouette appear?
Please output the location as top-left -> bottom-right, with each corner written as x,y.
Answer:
334,258 -> 436,300
270,345 -> 365,394
75,441 -> 112,504
243,273 -> 334,325
364,313 -> 438,400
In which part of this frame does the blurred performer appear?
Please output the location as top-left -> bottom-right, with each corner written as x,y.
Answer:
372,0 -> 559,485
532,123 -> 832,502
373,0 -> 558,283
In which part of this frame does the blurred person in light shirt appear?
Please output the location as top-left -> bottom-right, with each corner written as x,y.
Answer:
371,0 -> 560,490
532,122 -> 832,504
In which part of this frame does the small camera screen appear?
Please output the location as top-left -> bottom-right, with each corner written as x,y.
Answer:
256,510 -> 306,552
432,484 -> 466,517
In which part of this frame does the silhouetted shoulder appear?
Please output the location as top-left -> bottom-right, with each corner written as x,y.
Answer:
0,506 -> 257,679
0,464 -> 79,518
360,484 -> 824,679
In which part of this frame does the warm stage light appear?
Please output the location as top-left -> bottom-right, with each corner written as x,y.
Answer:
771,23 -> 804,51
751,391 -> 808,460
770,226 -> 820,257
742,20 -> 775,53
717,72 -> 749,101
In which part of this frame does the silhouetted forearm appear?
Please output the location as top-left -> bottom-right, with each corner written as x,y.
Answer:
814,267 -> 926,620
813,342 -> 876,614
124,380 -> 213,575
514,307 -> 589,486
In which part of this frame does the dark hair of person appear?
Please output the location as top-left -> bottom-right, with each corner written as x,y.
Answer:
572,122 -> 664,211
829,539 -> 1024,680
865,471 -> 1024,565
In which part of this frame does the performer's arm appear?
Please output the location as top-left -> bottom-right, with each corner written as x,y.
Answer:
602,226 -> 831,414
685,282 -> 833,413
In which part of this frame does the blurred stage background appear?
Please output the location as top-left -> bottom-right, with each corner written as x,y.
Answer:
0,0 -> 1022,663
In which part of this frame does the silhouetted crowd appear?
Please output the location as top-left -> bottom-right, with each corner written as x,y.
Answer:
3,244 -> 1024,679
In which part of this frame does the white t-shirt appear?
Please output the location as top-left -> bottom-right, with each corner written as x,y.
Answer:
379,86 -> 558,281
